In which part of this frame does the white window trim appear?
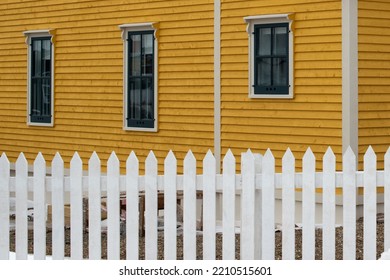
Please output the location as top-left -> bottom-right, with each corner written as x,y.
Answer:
23,29 -> 55,126
119,23 -> 159,132
244,14 -> 294,99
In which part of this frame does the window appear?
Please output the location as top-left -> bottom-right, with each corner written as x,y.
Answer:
24,30 -> 54,125
245,14 -> 294,98
119,23 -> 158,131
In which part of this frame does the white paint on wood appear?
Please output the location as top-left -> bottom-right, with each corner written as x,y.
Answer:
33,153 -> 46,260
51,153 -> 64,260
0,154 -> 10,260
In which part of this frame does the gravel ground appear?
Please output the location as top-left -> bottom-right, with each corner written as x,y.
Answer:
9,214 -> 385,260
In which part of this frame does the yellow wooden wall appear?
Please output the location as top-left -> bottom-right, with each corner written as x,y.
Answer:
220,0 -> 343,170
0,0 -> 214,172
358,0 -> 390,170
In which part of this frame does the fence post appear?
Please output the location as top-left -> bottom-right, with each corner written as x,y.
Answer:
282,148 -> 295,260
183,150 -> 197,260
385,148 -> 390,252
343,147 -> 356,260
302,148 -> 315,260
107,152 -> 120,260
88,152 -> 101,260
145,151 -> 158,260
164,151 -> 177,260
322,147 -> 336,260
16,153 -> 28,260
126,151 -> 139,260
33,153 -> 46,260
262,149 -> 275,260
0,154 -> 10,260
363,146 -> 377,260
203,150 -> 216,260
52,152 -> 65,260
222,150 -> 236,260
241,150 -> 255,260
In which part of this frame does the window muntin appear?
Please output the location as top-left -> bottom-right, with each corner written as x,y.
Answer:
254,23 -> 289,95
30,37 -> 52,123
127,31 -> 154,128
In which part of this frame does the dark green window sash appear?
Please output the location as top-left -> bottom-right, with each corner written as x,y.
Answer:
127,31 -> 155,129
254,23 -> 289,95
30,37 -> 52,123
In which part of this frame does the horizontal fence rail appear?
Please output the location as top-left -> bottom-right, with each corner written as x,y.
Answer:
0,146 -> 389,260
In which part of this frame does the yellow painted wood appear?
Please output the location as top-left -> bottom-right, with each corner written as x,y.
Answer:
358,0 -> 390,169
0,0 -> 215,172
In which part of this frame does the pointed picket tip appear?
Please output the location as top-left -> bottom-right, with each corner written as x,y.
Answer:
16,152 -> 27,164
364,145 -> 376,160
0,152 -> 9,165
34,152 -> 45,163
323,147 -> 336,161
242,149 -> 255,161
126,151 -> 138,166
264,148 -> 274,161
203,149 -> 215,162
282,148 -> 294,162
71,151 -> 82,165
385,147 -> 390,163
223,149 -> 235,161
89,151 -> 101,164
303,147 -> 315,161
108,151 -> 119,164
165,150 -> 177,164
343,146 -> 356,160
184,150 -> 196,166
146,150 -> 157,164
52,152 -> 63,163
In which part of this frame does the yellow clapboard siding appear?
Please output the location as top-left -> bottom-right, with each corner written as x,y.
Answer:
221,0 -> 342,166
358,0 -> 390,164
0,0 -> 215,171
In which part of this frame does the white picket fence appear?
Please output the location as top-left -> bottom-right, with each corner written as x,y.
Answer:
0,146 -> 389,260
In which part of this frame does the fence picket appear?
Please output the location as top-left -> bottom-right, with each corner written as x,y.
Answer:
70,152 -> 83,260
282,148 -> 295,260
322,147 -> 336,260
254,153 -> 262,260
88,152 -> 101,260
302,148 -> 315,260
363,146 -> 377,260
1,147 -> 390,261
164,151 -> 177,260
107,152 -> 120,260
0,154 -> 10,260
145,151 -> 158,260
223,150 -> 236,260
126,152 -> 139,260
385,148 -> 390,252
52,153 -> 65,260
203,150 -> 216,260
241,151 -> 255,260
183,151 -> 197,260
16,153 -> 28,260
343,147 -> 356,260
33,153 -> 46,260
262,149 -> 275,260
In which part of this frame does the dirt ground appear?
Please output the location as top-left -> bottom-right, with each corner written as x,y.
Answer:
9,214 -> 385,260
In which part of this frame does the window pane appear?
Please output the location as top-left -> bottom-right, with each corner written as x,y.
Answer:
273,58 -> 288,86
257,58 -> 271,86
42,78 -> 51,115
273,27 -> 288,56
141,78 -> 153,120
42,39 -> 51,77
258,28 -> 271,56
32,40 -> 42,77
129,79 -> 141,120
142,34 -> 153,75
129,34 -> 141,76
